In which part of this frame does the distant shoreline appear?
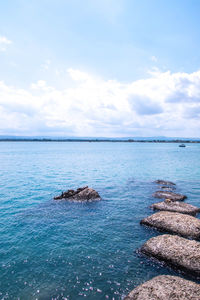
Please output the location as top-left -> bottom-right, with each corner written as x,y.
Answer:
0,139 -> 200,143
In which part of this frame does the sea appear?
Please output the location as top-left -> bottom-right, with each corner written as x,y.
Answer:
0,141 -> 200,299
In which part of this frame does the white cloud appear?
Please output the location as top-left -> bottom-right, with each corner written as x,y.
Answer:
0,35 -> 12,51
0,68 -> 200,137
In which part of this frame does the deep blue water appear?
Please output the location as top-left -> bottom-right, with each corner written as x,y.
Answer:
0,142 -> 200,299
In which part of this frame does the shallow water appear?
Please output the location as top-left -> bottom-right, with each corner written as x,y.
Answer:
0,142 -> 200,299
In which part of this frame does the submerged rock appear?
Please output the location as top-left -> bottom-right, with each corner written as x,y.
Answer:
153,191 -> 187,201
160,186 -> 175,191
155,179 -> 176,186
140,211 -> 200,239
151,199 -> 200,216
54,186 -> 101,201
141,234 -> 200,275
124,275 -> 200,300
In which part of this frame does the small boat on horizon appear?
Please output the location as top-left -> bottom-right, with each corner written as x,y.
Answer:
179,144 -> 186,147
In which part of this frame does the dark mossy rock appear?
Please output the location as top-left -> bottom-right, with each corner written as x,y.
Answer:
54,186 -> 101,201
155,179 -> 176,186
141,234 -> 200,276
153,191 -> 187,201
141,211 -> 200,239
124,275 -> 200,300
151,199 -> 200,216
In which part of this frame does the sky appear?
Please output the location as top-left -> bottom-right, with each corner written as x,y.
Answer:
0,0 -> 200,137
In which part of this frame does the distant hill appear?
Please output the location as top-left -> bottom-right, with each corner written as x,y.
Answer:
0,135 -> 200,142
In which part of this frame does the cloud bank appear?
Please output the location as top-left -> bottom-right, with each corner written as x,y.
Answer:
0,35 -> 12,51
0,68 -> 200,137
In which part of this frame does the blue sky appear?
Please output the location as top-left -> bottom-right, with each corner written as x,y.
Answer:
0,0 -> 200,137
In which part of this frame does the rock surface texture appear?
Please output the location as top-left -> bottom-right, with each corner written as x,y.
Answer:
141,211 -> 200,239
151,199 -> 200,216
141,234 -> 200,275
124,275 -> 200,300
54,186 -> 101,201
155,180 -> 176,186
153,191 -> 187,201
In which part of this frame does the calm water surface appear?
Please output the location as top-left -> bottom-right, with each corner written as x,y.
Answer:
0,142 -> 200,299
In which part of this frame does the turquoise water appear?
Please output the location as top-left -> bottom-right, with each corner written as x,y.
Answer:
0,142 -> 200,299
